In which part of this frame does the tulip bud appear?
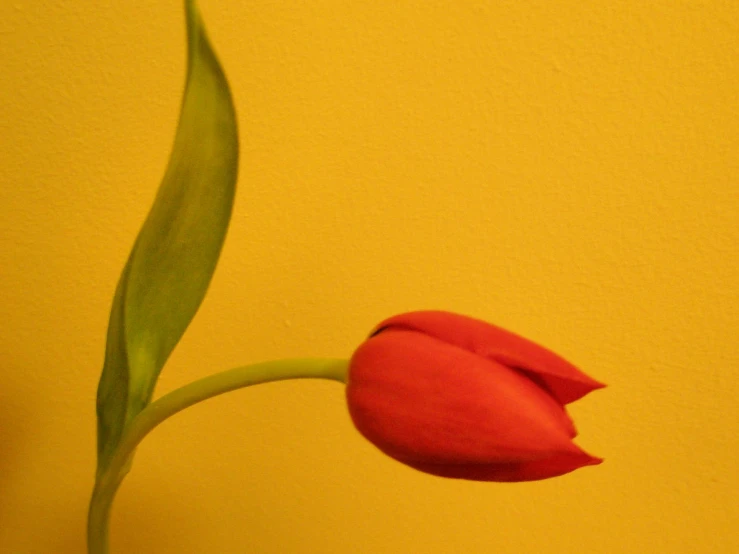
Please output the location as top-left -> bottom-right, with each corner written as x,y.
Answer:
346,311 -> 605,482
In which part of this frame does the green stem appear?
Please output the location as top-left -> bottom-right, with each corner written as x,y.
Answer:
87,357 -> 349,554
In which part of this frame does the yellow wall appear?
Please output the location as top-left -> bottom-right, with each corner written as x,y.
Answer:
2,1 -> 737,552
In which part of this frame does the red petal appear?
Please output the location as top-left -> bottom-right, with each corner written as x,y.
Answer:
347,330 -> 583,466
374,311 -> 605,405
405,449 -> 603,482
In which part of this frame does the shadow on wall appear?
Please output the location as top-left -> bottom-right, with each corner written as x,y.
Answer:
0,365 -> 34,523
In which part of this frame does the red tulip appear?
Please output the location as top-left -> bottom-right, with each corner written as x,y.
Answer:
346,311 -> 605,482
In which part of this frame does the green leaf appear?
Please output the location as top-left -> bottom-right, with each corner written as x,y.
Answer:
95,0 -> 238,475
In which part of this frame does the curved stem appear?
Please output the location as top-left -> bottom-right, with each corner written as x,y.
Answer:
87,357 -> 349,554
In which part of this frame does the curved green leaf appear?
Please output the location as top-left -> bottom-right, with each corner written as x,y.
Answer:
95,0 -> 238,475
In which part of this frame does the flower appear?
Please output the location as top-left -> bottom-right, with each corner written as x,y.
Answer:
345,311 -> 605,482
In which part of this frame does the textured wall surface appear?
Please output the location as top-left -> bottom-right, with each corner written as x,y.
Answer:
1,1 -> 737,552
